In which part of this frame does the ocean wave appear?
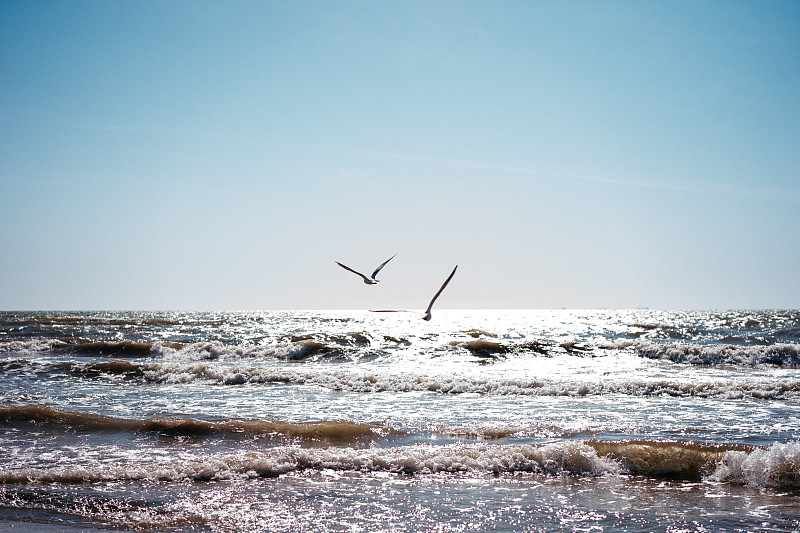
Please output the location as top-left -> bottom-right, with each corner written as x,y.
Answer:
65,340 -> 157,358
6,333 -> 797,369
151,333 -> 394,362
0,358 -> 146,379
0,339 -> 69,354
2,440 -> 796,487
151,337 -> 589,363
0,335 -> 633,364
708,441 -> 800,488
3,356 -> 799,400
0,441 -> 621,484
635,342 -> 800,367
150,340 -> 354,362
0,339 -> 168,358
0,405 -> 587,445
0,336 -> 361,362
137,362 -> 800,400
587,440 -> 740,480
150,338 -> 800,367
588,439 -> 800,486
0,405 -> 399,443
449,339 -> 575,360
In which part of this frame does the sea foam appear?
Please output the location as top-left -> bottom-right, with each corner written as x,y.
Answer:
709,441 -> 800,488
5,440 -> 799,487
135,361 -> 800,400
0,441 -> 621,484
636,342 -> 800,366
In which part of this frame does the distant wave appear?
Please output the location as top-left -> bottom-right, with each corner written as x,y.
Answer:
151,337 -> 595,362
0,335 -> 392,362
449,339 -> 584,359
635,342 -> 800,367
155,338 -> 800,367
3,357 -> 799,400
0,339 -> 170,358
138,362 -> 800,399
4,335 -> 800,368
1,439 -> 796,488
3,351 -> 800,399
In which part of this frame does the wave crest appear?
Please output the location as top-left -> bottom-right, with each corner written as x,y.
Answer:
636,342 -> 800,366
0,405 -> 398,443
136,362 -> 800,400
4,440 -> 797,487
587,440 -> 744,480
708,441 -> 800,488
0,442 -> 620,484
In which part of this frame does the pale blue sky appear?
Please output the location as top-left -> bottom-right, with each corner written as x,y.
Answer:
1,0 -> 798,310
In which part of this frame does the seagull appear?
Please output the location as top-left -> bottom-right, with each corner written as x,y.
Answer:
335,254 -> 397,285
423,265 -> 457,321
370,264 -> 458,321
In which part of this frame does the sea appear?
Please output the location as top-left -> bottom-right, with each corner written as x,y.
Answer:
0,309 -> 799,532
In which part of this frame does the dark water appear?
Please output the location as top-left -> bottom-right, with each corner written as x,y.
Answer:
1,309 -> 799,531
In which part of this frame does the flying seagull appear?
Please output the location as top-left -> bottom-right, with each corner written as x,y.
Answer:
335,254 -> 397,285
423,265 -> 458,321
370,264 -> 458,321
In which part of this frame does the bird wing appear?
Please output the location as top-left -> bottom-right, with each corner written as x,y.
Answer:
425,265 -> 458,314
371,253 -> 397,280
335,261 -> 371,282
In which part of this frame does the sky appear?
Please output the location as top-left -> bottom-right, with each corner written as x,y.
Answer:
1,0 -> 798,311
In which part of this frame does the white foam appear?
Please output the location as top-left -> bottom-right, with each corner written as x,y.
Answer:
152,341 -> 275,361
147,337 -> 800,369
636,342 -> 800,366
708,441 -> 800,488
0,441 -> 621,484
139,361 -> 800,400
0,339 -> 67,353
152,339 -> 356,363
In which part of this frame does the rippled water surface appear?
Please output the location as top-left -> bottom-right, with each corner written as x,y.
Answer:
1,309 -> 799,531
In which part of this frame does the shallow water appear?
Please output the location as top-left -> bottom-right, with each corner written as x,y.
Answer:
1,309 -> 799,531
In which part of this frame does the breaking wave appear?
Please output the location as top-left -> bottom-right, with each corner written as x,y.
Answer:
3,333 -> 799,368
709,441 -> 800,488
5,357 -> 799,400
0,334 -> 390,362
131,361 -> 800,400
0,339 -> 168,358
0,441 -> 622,484
4,353 -> 799,399
0,405 -> 399,443
635,342 -> 800,367
1,439 -> 796,487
